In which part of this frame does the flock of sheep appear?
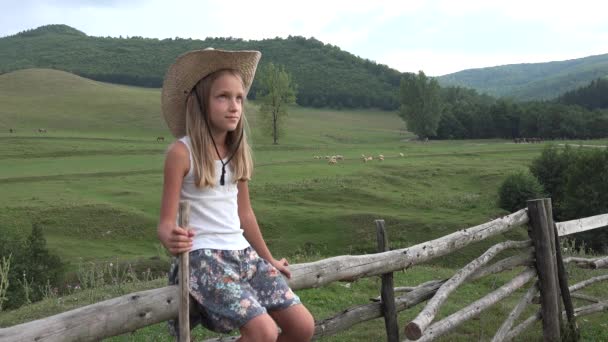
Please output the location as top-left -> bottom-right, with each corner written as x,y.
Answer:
313,152 -> 405,165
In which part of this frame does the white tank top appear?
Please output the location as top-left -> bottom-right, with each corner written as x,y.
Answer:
178,136 -> 250,250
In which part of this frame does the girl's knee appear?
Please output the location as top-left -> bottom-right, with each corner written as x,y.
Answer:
275,305 -> 315,340
240,314 -> 279,342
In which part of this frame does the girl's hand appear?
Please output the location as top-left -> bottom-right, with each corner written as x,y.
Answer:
158,224 -> 194,256
270,257 -> 291,279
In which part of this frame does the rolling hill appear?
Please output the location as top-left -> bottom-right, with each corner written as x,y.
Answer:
437,53 -> 608,100
0,68 -> 165,136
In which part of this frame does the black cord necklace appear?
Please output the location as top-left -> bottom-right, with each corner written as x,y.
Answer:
193,90 -> 243,186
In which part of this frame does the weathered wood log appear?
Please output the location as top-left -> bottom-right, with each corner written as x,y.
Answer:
552,223 -> 578,339
563,256 -> 599,268
372,251 -> 534,303
555,213 -> 608,237
405,240 -> 531,340
570,293 -> 601,303
504,311 -> 541,341
568,274 -> 608,293
408,268 -> 537,342
506,301 -> 608,341
571,300 -> 608,317
592,256 -> 608,269
527,198 -> 561,342
564,256 -> 608,269
313,280 -> 444,341
0,286 -> 179,342
178,201 -> 191,342
202,280 -> 447,342
290,209 -> 529,290
491,281 -> 538,342
376,219 -> 399,342
470,250 -> 534,280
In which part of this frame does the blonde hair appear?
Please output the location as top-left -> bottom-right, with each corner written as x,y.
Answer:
185,69 -> 253,187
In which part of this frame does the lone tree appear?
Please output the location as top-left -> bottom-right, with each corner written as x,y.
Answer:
256,63 -> 297,144
399,71 -> 441,139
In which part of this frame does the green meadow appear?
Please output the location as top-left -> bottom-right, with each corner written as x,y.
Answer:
1,69 -> 607,341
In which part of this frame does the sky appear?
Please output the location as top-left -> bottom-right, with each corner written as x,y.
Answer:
1,0 -> 607,76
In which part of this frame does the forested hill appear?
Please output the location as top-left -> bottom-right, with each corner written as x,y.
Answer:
437,53 -> 608,101
0,25 -> 401,110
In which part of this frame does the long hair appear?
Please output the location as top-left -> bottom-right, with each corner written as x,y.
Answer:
185,69 -> 253,187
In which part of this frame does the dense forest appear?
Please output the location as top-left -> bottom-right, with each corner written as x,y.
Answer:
433,80 -> 608,140
0,24 -> 400,110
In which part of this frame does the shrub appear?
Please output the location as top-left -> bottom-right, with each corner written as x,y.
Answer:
498,171 -> 545,212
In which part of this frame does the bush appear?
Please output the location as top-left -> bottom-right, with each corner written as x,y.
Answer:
0,223 -> 63,310
529,145 -> 576,217
498,171 -> 545,212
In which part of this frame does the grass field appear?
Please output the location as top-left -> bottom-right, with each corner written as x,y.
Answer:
1,69 -> 607,341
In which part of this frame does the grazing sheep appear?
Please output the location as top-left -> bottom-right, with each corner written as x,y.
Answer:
378,154 -> 384,161
157,136 -> 165,142
37,128 -> 47,133
399,153 -> 404,157
328,157 -> 337,165
336,155 -> 344,160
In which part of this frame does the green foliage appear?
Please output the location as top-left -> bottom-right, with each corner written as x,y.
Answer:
399,71 -> 442,139
561,148 -> 608,252
530,146 -> 608,252
0,224 -> 63,310
498,171 -> 545,212
0,254 -> 11,311
557,78 -> 608,110
529,145 -> 575,210
256,63 -> 297,144
0,26 -> 401,110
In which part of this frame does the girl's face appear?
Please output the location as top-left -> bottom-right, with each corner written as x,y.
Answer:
207,72 -> 244,135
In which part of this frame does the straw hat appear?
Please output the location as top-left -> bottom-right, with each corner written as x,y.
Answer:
161,48 -> 262,137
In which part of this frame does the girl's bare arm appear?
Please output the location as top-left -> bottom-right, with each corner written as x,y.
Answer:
157,142 -> 193,256
238,180 -> 291,278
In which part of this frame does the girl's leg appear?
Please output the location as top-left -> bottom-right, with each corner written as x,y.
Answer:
238,313 -> 278,342
269,304 -> 315,342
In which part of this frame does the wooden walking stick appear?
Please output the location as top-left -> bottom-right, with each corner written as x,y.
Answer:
178,201 -> 191,342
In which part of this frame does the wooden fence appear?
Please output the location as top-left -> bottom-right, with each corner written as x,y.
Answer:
1,198 -> 607,341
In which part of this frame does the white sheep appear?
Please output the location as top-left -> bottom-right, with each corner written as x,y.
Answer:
399,152 -> 404,157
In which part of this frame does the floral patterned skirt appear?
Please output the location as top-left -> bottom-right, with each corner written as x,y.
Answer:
168,247 -> 301,335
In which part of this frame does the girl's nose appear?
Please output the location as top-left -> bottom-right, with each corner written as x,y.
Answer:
229,98 -> 240,111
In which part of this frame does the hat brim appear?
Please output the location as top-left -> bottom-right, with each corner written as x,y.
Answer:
161,49 -> 262,137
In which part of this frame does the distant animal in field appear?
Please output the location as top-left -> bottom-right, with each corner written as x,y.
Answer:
157,136 -> 165,142
9,128 -> 15,133
37,128 -> 47,133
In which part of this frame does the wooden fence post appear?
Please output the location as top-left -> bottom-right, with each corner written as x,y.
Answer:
527,198 -> 561,342
375,220 -> 399,342
178,201 -> 191,342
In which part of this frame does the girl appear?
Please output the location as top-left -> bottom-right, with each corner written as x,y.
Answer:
158,49 -> 315,342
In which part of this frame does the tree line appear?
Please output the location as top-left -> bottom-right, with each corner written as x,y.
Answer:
400,72 -> 608,140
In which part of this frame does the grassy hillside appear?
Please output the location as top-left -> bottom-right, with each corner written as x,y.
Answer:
437,53 -> 608,100
0,68 -> 165,137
